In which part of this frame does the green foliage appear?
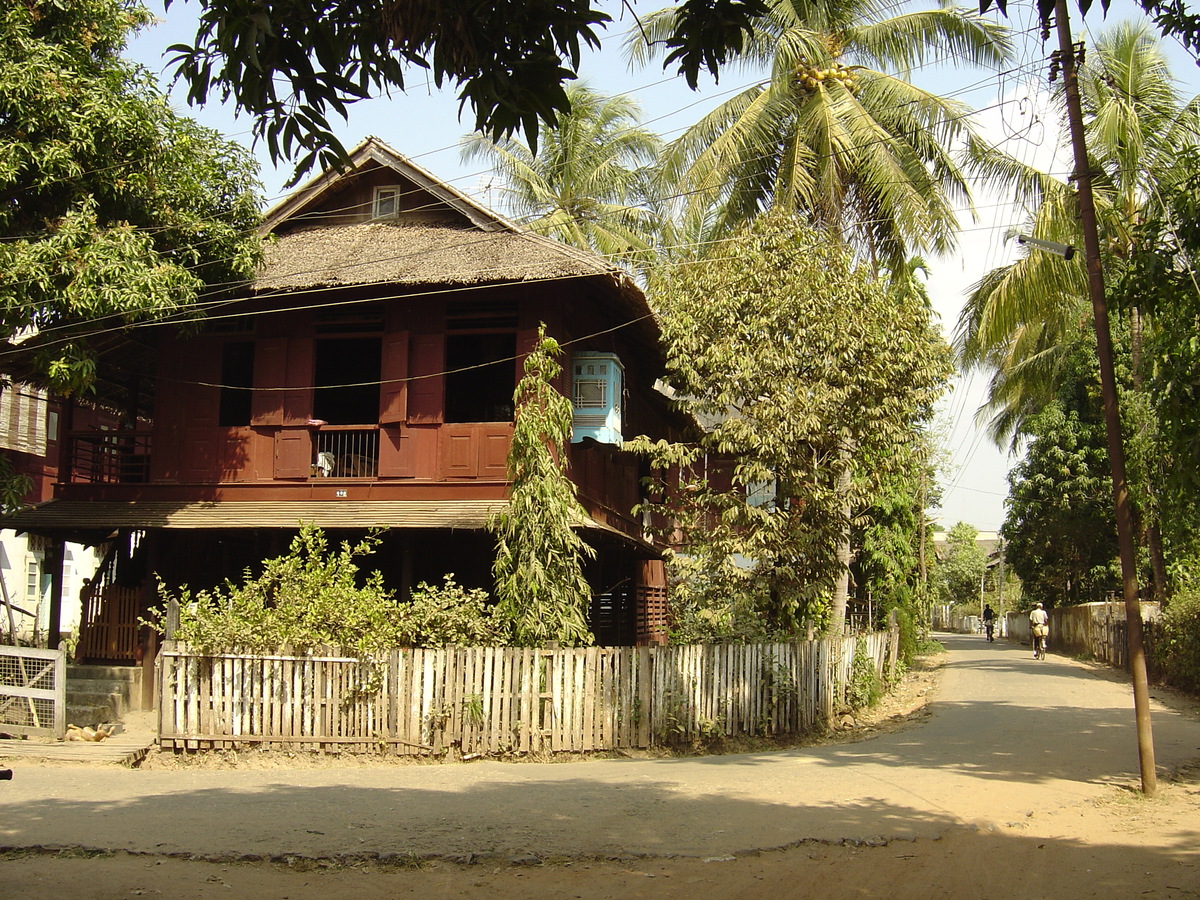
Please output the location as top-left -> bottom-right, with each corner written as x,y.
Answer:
491,325 -> 595,646
1002,404 -> 1122,607
628,0 -> 1013,267
152,527 -> 512,651
0,453 -> 33,513
1114,147 -> 1200,585
663,552 -> 778,645
1157,589 -> 1200,692
394,575 -> 510,647
0,0 -> 263,393
933,522 -> 987,606
633,212 -> 953,634
150,525 -> 402,655
461,83 -> 662,261
169,0 -> 764,180
845,638 -> 882,710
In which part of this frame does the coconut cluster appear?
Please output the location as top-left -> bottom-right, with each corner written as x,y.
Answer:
796,62 -> 859,92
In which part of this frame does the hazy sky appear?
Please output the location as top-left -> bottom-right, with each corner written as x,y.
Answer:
125,0 -> 1200,534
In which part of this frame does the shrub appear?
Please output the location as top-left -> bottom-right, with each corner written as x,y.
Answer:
150,525 -> 513,654
844,637 -> 883,710
1157,590 -> 1200,693
395,575 -> 510,647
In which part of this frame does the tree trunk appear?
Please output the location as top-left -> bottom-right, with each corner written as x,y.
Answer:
1129,306 -> 1170,603
828,440 -> 853,635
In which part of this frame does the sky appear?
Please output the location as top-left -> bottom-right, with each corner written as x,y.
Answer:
123,0 -> 1200,535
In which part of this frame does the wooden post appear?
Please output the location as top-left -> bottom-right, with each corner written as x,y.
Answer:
1055,0 -> 1155,795
45,540 -> 65,650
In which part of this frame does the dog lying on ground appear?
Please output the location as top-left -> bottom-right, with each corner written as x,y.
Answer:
64,724 -> 114,742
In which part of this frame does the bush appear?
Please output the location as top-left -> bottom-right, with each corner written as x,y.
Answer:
1157,590 -> 1200,693
149,525 -> 508,654
395,575 -> 509,647
844,637 -> 882,710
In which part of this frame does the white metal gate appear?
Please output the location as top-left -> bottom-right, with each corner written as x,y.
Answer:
0,645 -> 66,739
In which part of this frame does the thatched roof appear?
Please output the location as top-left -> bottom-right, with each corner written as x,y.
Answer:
254,221 -> 618,293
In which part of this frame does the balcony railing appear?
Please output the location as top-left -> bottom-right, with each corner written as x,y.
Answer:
66,430 -> 152,484
312,427 -> 378,478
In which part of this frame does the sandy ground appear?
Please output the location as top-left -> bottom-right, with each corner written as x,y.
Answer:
3,634 -> 1199,899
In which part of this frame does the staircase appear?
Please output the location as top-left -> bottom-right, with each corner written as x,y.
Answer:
65,664 -> 143,728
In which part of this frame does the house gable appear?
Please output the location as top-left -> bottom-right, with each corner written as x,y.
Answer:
263,137 -> 515,236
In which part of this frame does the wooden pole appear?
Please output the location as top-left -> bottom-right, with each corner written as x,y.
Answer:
1055,0 -> 1156,795
46,540 -> 65,651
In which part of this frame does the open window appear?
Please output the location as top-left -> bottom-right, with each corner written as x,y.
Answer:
445,332 -> 516,423
313,338 -> 382,424
218,341 -> 255,426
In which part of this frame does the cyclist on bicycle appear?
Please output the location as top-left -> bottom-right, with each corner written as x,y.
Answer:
982,604 -> 996,642
1029,602 -> 1049,659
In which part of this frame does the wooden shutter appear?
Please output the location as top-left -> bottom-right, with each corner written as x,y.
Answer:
379,330 -> 410,423
250,338 -> 286,426
377,425 -> 415,477
283,338 -> 314,425
273,428 -> 311,479
441,426 -> 477,477
407,333 -> 444,424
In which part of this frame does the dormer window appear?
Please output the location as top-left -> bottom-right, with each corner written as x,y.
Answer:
373,186 -> 402,219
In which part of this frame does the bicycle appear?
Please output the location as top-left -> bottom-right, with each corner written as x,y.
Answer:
1032,626 -> 1048,659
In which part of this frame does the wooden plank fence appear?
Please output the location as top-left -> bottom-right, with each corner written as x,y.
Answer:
157,629 -> 898,755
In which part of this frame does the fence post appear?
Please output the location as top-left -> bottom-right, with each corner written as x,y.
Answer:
887,609 -> 900,682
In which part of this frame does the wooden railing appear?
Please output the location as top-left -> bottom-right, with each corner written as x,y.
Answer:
65,430 -> 152,484
312,427 -> 378,478
156,631 -> 899,754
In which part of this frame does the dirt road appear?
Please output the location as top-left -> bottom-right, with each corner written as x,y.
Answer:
3,633 -> 1199,898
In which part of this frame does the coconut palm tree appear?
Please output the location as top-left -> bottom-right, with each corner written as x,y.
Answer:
461,83 -> 663,260
626,0 -> 1015,271
956,20 -> 1200,447
956,22 -> 1200,601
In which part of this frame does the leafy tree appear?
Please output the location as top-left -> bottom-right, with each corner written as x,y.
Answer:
490,325 -> 595,646
1001,405 -> 1121,608
957,22 -> 1199,447
166,0 -> 769,180
0,0 -> 263,395
932,521 -> 987,607
853,441 -> 935,657
632,212 -> 953,634
1113,147 -> 1200,589
461,83 -> 663,259
626,0 -> 1014,270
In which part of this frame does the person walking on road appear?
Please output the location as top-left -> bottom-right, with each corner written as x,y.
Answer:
1029,602 -> 1049,659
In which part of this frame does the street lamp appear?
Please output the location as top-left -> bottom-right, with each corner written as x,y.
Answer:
1017,234 -> 1075,260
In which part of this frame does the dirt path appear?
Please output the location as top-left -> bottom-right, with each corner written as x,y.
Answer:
3,634 -> 1199,898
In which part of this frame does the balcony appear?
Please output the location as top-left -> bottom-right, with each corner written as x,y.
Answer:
311,426 -> 378,478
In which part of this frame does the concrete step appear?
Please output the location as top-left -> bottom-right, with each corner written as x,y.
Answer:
66,664 -> 141,684
66,702 -> 118,728
65,665 -> 143,724
65,690 -> 128,717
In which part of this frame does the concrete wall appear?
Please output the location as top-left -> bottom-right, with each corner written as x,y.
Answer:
1005,601 -> 1160,670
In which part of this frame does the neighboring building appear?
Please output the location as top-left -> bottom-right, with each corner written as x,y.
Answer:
0,385 -> 107,642
3,138 -> 681,661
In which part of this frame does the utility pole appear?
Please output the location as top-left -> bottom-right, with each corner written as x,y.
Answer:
1053,0 -> 1157,795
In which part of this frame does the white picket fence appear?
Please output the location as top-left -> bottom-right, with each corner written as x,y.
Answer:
157,630 -> 899,755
